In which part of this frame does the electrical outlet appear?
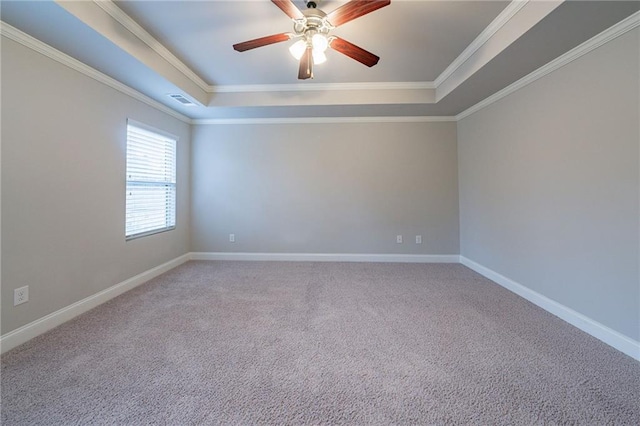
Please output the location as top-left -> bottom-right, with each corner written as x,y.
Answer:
229,233 -> 235,243
416,235 -> 422,244
396,235 -> 403,244
14,286 -> 29,306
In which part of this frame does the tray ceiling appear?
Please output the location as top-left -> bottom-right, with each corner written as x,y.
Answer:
1,1 -> 639,120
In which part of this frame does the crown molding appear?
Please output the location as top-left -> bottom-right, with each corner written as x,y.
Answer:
0,20 -> 446,126
456,10 -> 640,121
92,0 -> 210,93
84,0 -> 524,100
0,21 -> 191,124
434,0 -> 529,88
212,81 -> 436,93
193,116 -> 457,125
5,6 -> 637,125
208,2 -> 529,95
92,1 -> 436,96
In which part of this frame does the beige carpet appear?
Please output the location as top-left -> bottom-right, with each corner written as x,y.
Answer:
2,261 -> 639,424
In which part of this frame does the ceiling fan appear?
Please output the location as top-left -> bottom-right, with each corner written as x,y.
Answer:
233,0 -> 391,80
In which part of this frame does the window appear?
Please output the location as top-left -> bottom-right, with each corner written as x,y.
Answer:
125,120 -> 177,240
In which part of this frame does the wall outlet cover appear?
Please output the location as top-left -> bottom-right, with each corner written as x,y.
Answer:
14,286 -> 29,306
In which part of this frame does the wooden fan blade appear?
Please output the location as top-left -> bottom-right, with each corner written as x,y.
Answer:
326,0 -> 390,28
329,36 -> 379,67
271,0 -> 304,20
233,33 -> 291,52
298,46 -> 313,80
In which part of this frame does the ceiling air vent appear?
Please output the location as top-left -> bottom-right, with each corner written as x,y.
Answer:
168,94 -> 196,106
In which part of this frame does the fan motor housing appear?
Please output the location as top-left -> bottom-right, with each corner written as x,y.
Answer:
294,7 -> 331,35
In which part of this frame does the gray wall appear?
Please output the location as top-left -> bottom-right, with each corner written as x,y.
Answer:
4,17 -> 636,349
1,38 -> 191,334
191,122 -> 459,255
458,29 -> 639,340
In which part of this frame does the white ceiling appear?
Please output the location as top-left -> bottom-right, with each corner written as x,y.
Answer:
1,1 -> 639,120
115,0 -> 509,85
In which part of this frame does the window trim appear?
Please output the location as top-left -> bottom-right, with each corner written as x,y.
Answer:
125,119 -> 178,241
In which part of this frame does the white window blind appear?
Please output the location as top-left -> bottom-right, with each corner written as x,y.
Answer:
125,122 -> 176,240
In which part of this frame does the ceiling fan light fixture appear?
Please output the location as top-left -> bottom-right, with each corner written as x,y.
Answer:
234,0 -> 390,79
313,50 -> 327,65
311,33 -> 328,52
289,39 -> 307,60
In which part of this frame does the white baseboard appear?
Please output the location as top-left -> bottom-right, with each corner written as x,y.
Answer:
0,253 -> 191,354
460,256 -> 640,361
4,252 -> 637,362
190,252 -> 461,263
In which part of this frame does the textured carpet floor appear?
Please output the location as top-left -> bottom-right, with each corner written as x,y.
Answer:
1,261 -> 639,425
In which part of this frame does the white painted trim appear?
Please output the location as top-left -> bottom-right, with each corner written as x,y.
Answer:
457,10 -> 640,121
10,0 -> 634,125
94,3 -> 433,95
193,116 -> 457,125
0,254 -> 191,354
460,256 -> 640,361
3,251 -> 637,362
434,0 -> 529,87
8,3 -> 634,124
213,81 -> 436,93
93,1 -> 436,96
190,252 -> 460,263
93,0 -> 210,93
0,22 -> 191,124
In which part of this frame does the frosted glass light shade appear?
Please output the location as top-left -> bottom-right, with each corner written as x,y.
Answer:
313,50 -> 327,64
289,40 -> 307,60
312,33 -> 328,52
